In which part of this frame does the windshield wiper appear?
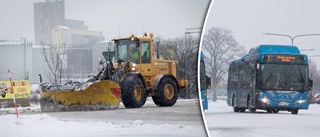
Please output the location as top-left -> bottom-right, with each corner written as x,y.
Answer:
264,71 -> 274,91
297,67 -> 305,91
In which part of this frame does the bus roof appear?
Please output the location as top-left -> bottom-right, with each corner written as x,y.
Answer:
230,45 -> 307,66
200,51 -> 204,61
257,45 -> 300,54
246,45 -> 300,56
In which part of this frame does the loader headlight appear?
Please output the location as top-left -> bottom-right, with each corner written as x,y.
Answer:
130,63 -> 137,71
260,97 -> 270,103
98,67 -> 103,72
295,100 -> 306,104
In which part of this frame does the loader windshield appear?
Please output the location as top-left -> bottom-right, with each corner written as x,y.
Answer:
114,39 -> 139,63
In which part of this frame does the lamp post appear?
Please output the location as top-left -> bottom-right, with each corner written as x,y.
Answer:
309,55 -> 320,57
184,28 -> 202,99
300,49 -> 314,51
185,28 -> 202,36
263,33 -> 320,45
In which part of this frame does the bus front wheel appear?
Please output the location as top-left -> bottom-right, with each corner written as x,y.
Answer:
291,109 -> 298,114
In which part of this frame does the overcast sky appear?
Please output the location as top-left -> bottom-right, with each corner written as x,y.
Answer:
205,0 -> 320,67
0,0 -> 210,41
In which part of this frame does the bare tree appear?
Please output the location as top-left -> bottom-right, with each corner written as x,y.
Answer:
202,27 -> 246,87
309,59 -> 320,94
157,35 -> 199,98
41,44 -> 66,84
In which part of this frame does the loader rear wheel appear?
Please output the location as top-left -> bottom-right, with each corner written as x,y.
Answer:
152,77 -> 178,107
121,75 -> 147,108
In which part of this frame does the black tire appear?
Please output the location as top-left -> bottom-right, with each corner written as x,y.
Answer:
272,110 -> 279,113
249,107 -> 256,113
152,77 -> 179,107
291,109 -> 298,114
121,75 -> 147,108
267,110 -> 272,113
233,106 -> 239,112
239,108 -> 246,112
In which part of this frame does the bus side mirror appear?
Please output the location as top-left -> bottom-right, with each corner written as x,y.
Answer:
309,79 -> 313,89
206,76 -> 211,88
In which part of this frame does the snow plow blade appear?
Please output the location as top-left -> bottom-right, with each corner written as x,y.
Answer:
40,80 -> 121,112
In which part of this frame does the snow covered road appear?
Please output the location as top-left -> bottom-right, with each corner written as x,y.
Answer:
205,99 -> 320,137
0,99 -> 208,137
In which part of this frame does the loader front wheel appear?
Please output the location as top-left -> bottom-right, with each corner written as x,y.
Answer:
121,75 -> 147,108
152,77 -> 178,107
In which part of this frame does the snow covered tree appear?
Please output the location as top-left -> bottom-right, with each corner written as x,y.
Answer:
202,26 -> 246,88
156,35 -> 199,98
40,44 -> 66,84
309,59 -> 320,95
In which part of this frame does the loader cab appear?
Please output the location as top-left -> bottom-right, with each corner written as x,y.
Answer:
113,36 -> 152,65
113,39 -> 139,63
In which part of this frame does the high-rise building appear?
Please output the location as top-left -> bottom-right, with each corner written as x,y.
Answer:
64,19 -> 89,30
32,0 -> 105,83
34,0 -> 65,45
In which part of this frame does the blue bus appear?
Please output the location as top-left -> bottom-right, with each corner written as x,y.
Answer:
200,51 -> 210,110
227,45 -> 313,114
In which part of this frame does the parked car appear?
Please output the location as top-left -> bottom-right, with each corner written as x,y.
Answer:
314,93 -> 320,104
0,83 -> 8,98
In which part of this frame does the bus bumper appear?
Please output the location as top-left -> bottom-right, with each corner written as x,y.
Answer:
201,90 -> 208,110
259,100 -> 309,110
257,90 -> 310,110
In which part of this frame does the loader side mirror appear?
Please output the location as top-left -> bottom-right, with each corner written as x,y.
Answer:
135,40 -> 140,48
102,51 -> 115,61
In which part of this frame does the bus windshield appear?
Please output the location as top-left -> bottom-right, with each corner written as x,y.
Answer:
114,39 -> 139,63
261,64 -> 308,91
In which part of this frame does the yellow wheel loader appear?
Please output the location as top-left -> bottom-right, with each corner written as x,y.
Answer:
107,33 -> 188,108
40,33 -> 187,112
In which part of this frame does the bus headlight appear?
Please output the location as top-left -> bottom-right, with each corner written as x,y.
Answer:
260,97 -> 270,103
295,100 -> 306,104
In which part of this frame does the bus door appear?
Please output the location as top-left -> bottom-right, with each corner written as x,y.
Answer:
248,62 -> 257,107
238,62 -> 256,107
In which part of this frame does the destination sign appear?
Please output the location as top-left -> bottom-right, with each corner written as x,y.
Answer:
265,55 -> 305,63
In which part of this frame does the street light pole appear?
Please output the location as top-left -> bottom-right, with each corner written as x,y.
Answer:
184,28 -> 202,99
309,55 -> 320,57
299,49 -> 314,51
263,33 -> 320,45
